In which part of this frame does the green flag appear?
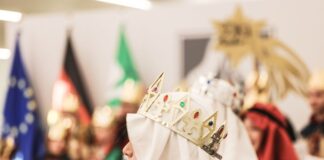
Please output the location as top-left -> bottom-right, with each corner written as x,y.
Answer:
116,26 -> 140,85
108,26 -> 140,107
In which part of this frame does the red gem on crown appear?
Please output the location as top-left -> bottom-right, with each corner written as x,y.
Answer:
194,112 -> 199,119
163,95 -> 169,102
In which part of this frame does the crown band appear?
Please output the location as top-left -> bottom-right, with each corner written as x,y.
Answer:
137,73 -> 227,159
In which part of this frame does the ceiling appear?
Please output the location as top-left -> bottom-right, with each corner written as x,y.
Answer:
0,0 -> 176,14
0,0 -> 177,47
0,0 -> 108,47
0,0 -> 119,14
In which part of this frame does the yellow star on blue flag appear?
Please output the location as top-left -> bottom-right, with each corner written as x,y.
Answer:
2,35 -> 45,160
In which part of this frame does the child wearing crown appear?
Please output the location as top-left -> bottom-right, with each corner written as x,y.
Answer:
122,73 -> 254,160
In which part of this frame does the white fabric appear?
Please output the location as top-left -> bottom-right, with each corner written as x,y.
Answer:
127,92 -> 218,160
126,91 -> 257,160
190,78 -> 257,159
188,66 -> 257,159
214,104 -> 258,160
190,78 -> 237,108
127,114 -> 215,160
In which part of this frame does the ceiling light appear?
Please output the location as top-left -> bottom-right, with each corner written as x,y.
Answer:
96,0 -> 152,10
0,48 -> 11,60
0,9 -> 22,22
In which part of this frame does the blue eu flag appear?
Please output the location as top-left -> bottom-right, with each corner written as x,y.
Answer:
2,37 -> 45,159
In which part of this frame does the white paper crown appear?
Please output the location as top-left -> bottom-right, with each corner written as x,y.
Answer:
138,73 -> 227,159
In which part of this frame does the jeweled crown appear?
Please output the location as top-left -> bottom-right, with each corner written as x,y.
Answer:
137,73 -> 227,159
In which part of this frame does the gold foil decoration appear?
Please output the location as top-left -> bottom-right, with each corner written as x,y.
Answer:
62,93 -> 79,113
92,106 -> 116,128
214,7 -> 310,107
48,122 -> 68,141
121,79 -> 146,105
47,109 -> 62,126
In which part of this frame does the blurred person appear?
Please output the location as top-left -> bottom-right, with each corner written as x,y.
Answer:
0,137 -> 16,159
299,70 -> 324,159
45,122 -> 70,160
67,126 -> 92,160
123,73 -> 229,160
89,106 -> 122,160
47,96 -> 92,159
242,103 -> 298,160
115,79 -> 145,147
244,71 -> 298,142
116,80 -> 145,119
47,92 -> 92,159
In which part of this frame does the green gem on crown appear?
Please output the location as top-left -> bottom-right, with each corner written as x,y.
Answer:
180,101 -> 185,108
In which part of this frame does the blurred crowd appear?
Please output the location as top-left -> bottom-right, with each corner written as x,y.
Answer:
0,8 -> 323,160
39,70 -> 324,159
44,80 -> 145,160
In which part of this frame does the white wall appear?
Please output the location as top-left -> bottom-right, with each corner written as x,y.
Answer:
1,0 -> 324,131
0,59 -> 10,132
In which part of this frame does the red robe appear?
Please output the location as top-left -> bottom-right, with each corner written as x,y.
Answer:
244,103 -> 298,160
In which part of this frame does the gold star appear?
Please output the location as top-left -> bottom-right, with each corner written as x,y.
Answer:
24,87 -> 34,98
213,6 -> 310,104
18,79 -> 26,90
19,123 -> 28,134
25,113 -> 34,124
27,100 -> 37,111
213,7 -> 265,65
